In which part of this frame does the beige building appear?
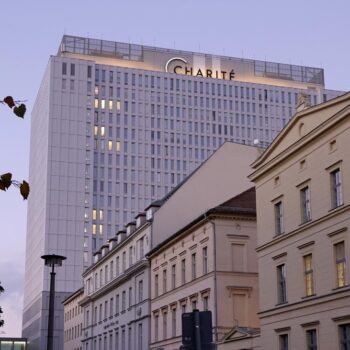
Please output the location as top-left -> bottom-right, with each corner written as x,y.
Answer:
63,288 -> 84,350
149,187 -> 260,350
249,92 -> 350,349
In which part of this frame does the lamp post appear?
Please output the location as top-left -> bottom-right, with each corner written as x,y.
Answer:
41,254 -> 66,350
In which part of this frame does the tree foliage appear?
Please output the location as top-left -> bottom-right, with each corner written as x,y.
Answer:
1,96 -> 29,199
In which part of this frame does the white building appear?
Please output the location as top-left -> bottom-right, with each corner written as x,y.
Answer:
63,288 -> 84,350
23,34 -> 343,349
79,213 -> 152,350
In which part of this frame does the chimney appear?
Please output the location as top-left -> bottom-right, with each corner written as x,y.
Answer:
101,244 -> 109,257
135,213 -> 146,228
108,237 -> 118,250
117,230 -> 127,243
126,221 -> 136,236
93,250 -> 101,264
145,200 -> 163,221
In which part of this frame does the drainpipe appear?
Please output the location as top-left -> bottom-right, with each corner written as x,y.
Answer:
205,213 -> 218,343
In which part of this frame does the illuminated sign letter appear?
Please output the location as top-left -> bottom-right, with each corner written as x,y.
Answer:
206,69 -> 212,78
174,65 -> 182,74
196,69 -> 203,77
165,57 -> 188,73
185,66 -> 193,75
229,70 -> 235,80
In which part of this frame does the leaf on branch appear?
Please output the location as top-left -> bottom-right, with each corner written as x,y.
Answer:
13,103 -> 26,118
3,96 -> 15,108
20,180 -> 30,200
0,173 -> 12,191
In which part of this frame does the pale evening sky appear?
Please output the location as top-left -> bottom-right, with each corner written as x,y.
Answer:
0,0 -> 349,336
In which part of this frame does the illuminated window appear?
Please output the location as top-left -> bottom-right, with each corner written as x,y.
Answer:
92,209 -> 97,221
99,224 -> 103,235
95,86 -> 99,95
116,141 -> 121,152
335,241 -> 346,287
101,99 -> 106,109
92,224 -> 96,235
94,126 -> 98,136
94,98 -> 99,108
99,210 -> 103,220
109,100 -> 113,110
108,140 -> 113,151
101,126 -> 105,137
116,100 -> 121,110
303,254 -> 314,296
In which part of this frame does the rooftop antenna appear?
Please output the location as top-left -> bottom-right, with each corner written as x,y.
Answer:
173,41 -> 176,49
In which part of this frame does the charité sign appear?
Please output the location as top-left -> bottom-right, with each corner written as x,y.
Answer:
165,57 -> 235,80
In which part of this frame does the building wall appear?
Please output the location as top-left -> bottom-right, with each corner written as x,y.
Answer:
152,142 -> 260,248
63,290 -> 84,350
251,94 -> 350,349
81,221 -> 151,350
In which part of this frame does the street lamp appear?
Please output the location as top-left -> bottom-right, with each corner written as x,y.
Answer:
41,254 -> 66,350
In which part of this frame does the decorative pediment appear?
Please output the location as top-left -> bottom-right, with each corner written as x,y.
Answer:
221,325 -> 260,342
251,92 -> 350,174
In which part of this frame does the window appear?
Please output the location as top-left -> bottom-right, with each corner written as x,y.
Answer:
331,169 -> 343,208
122,291 -> 126,311
116,294 -> 120,314
128,287 -> 132,308
335,241 -> 346,288
304,254 -> 314,296
192,253 -> 196,280
138,324 -> 143,350
154,314 -> 159,341
163,312 -> 167,339
181,259 -> 186,284
172,309 -> 176,337
155,274 -> 159,297
275,201 -> 284,234
339,323 -> 350,350
171,264 -> 176,289
277,264 -> 287,304
279,334 -> 288,350
300,186 -> 311,223
203,296 -> 209,311
163,269 -> 167,293
138,280 -> 143,302
70,63 -> 75,76
306,329 -> 317,350
203,247 -> 208,274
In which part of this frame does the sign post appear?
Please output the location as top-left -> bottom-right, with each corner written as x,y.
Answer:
180,310 -> 216,350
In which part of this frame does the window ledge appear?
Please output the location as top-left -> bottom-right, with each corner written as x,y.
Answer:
301,294 -> 317,299
275,301 -> 288,307
328,204 -> 344,213
332,285 -> 349,291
